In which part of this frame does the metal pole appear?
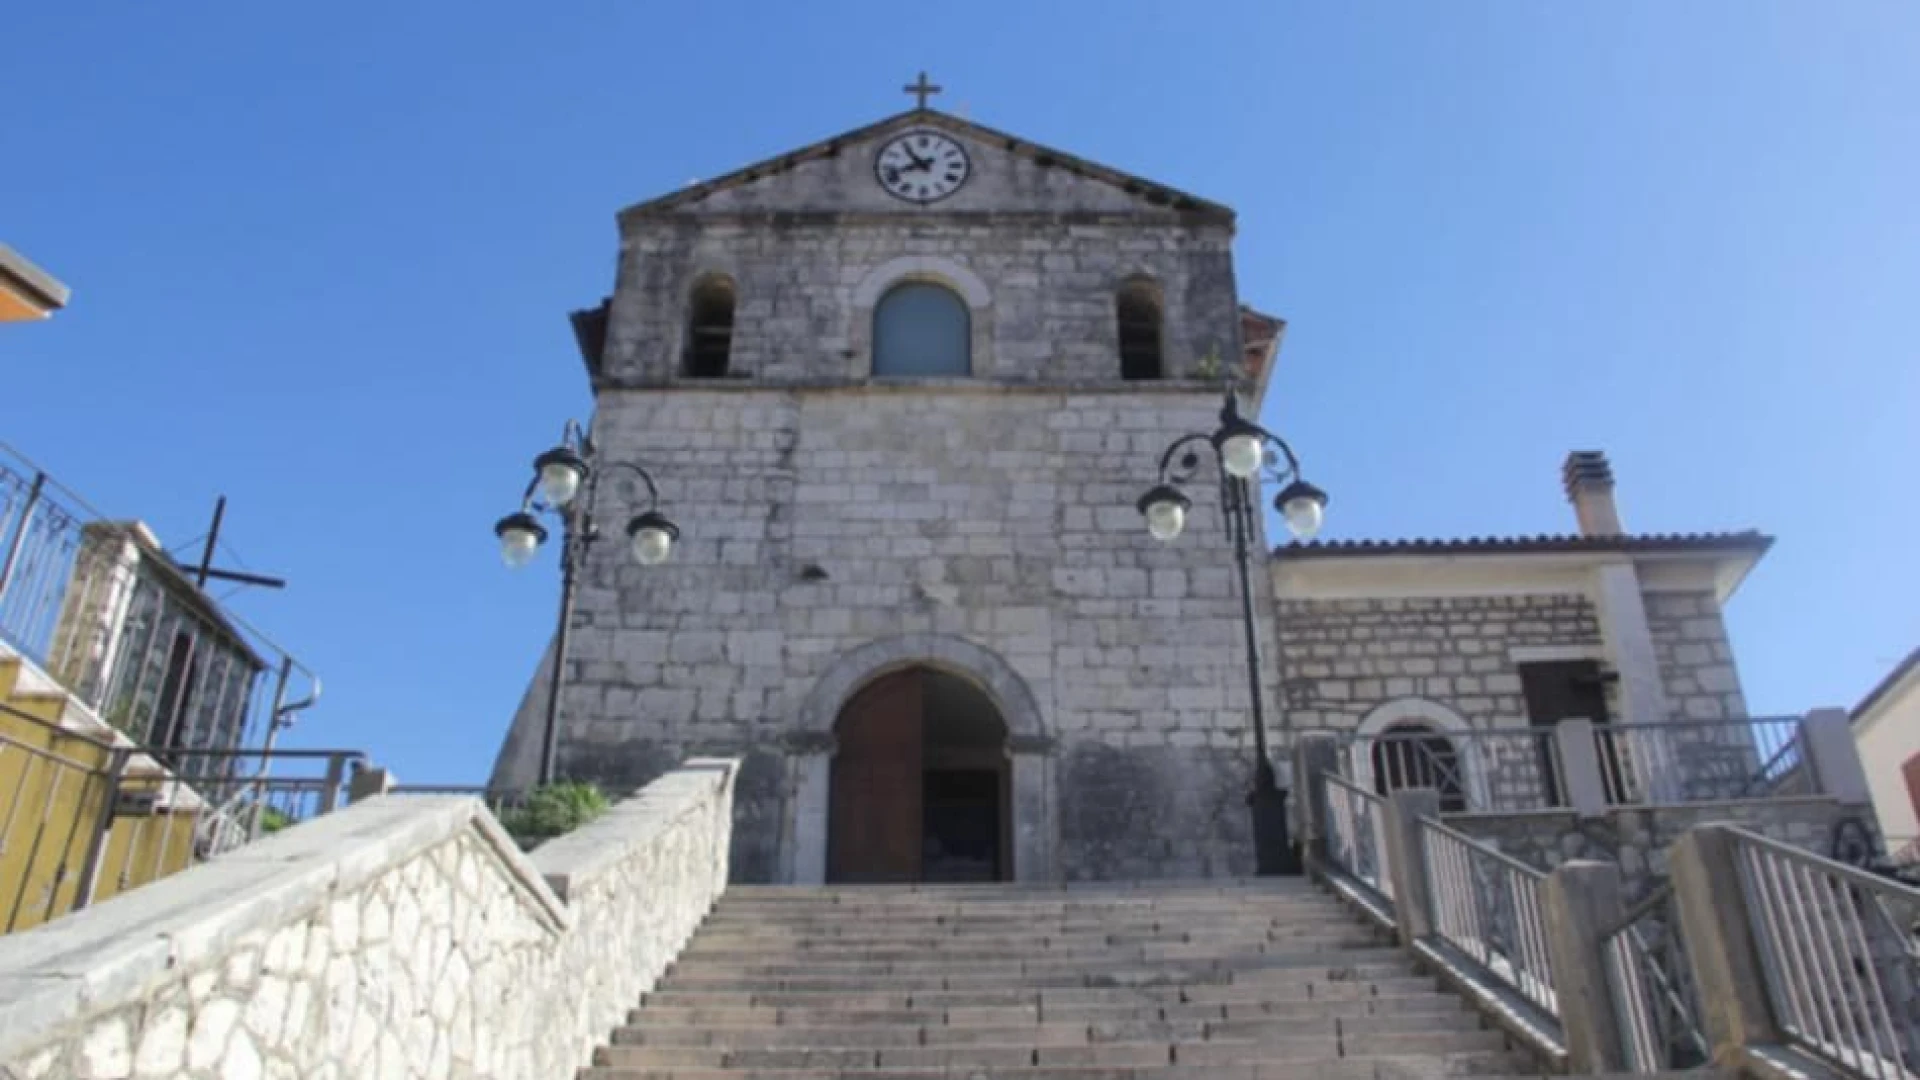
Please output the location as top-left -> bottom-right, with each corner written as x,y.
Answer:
1227,472 -> 1297,875
195,496 -> 226,589
0,471 -> 46,606
538,500 -> 587,789
70,749 -> 131,913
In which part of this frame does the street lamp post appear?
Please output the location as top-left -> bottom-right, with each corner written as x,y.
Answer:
494,420 -> 679,787
1137,389 -> 1329,876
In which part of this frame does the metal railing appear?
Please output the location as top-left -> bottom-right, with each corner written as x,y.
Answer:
0,700 -> 360,933
1602,883 -> 1710,1072
1591,717 -> 1803,803
1347,715 -> 1818,814
1420,815 -> 1559,1018
1322,772 -> 1393,908
1353,726 -> 1567,812
0,443 -> 320,756
1731,828 -> 1920,1079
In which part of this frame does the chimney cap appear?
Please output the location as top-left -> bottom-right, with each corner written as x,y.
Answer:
1563,450 -> 1615,498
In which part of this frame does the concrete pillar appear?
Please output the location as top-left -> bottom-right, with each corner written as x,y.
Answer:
1006,734 -> 1058,884
1591,561 -> 1679,800
1293,731 -> 1342,872
1554,719 -> 1611,817
347,764 -> 397,803
1800,707 -> 1871,805
1382,788 -> 1442,946
1668,825 -> 1781,1062
783,731 -> 835,885
1542,860 -> 1629,1073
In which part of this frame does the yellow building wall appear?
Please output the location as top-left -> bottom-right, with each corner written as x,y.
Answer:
0,659 -> 202,933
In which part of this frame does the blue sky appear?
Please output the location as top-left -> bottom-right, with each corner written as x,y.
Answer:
3,2 -> 1915,786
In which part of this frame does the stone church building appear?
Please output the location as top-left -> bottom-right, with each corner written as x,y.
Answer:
489,100 -> 1771,885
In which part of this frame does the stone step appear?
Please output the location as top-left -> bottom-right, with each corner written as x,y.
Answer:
659,959 -> 1415,992
717,883 -> 1326,901
708,900 -> 1344,914
678,940 -> 1386,965
694,919 -> 1350,939
670,946 -> 1410,979
613,1012 -> 1483,1048
576,1048 -> 1544,1079
706,905 -> 1347,922
626,995 -> 1472,1029
696,920 -> 1377,939
591,1029 -> 1511,1070
640,975 -> 1444,1012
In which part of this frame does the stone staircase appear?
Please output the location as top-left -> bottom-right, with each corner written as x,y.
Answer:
581,878 -> 1551,1079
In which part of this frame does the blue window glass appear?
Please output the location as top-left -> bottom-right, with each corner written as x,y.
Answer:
873,282 -> 970,376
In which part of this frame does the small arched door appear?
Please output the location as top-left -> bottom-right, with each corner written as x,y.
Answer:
828,667 -> 1009,883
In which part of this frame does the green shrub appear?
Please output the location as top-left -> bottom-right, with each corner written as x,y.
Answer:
257,806 -> 295,834
495,781 -> 609,851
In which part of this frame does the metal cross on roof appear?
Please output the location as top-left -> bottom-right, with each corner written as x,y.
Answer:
903,71 -> 942,109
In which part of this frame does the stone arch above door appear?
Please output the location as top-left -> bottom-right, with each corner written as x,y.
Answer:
787,634 -> 1056,884
798,633 -> 1048,742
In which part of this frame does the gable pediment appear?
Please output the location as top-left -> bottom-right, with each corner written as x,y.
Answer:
616,110 -> 1234,224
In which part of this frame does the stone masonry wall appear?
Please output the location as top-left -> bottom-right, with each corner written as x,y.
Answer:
493,386 -> 1285,882
1446,796 -> 1878,904
1273,594 -> 1603,733
600,121 -> 1240,387
0,759 -> 737,1080
1643,589 -> 1750,723
604,220 -> 1238,387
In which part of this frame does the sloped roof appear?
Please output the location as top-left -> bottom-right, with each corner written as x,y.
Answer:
1854,646 -> 1920,727
1274,530 -> 1773,560
617,109 -> 1235,224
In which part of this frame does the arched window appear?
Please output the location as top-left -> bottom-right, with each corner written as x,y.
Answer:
1116,280 -> 1163,380
684,276 -> 736,378
873,282 -> 970,376
1370,722 -> 1469,812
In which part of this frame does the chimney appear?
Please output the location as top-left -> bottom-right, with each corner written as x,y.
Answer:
1563,451 -> 1624,536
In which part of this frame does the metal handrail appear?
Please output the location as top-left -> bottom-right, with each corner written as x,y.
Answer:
1419,814 -> 1559,1021
1601,882 -> 1710,1072
1729,826 -> 1920,1079
1322,773 -> 1393,907
0,698 -> 362,933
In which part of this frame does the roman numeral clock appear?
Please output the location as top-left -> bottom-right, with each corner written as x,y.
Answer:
875,130 -> 971,203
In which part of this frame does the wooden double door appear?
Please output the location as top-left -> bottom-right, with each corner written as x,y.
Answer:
827,667 -> 1011,884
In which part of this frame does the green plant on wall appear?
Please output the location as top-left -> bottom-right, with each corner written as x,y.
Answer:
495,781 -> 609,851
1192,342 -> 1250,391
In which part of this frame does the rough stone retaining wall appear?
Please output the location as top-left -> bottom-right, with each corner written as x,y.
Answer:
0,758 -> 738,1080
1448,794 -> 1878,902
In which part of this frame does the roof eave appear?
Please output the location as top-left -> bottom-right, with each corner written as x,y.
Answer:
0,244 -> 71,313
1853,646 -> 1920,728
614,109 -> 1237,226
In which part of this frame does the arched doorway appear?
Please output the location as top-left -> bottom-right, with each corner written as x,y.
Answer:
827,666 -> 1011,884
1370,722 -> 1470,812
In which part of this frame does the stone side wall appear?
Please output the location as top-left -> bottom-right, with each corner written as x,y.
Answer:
493,387 -> 1283,882
0,759 -> 737,1080
1273,594 -> 1603,733
1447,796 -> 1878,903
1642,589 -> 1750,723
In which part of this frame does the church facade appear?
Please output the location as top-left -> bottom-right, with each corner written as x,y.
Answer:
489,102 -> 1771,884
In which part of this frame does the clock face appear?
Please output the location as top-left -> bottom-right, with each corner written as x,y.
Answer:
875,130 -> 970,204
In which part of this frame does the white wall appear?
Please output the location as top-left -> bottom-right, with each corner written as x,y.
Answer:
1854,658 -> 1920,859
